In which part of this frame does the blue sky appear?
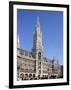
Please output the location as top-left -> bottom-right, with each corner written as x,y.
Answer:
17,9 -> 63,64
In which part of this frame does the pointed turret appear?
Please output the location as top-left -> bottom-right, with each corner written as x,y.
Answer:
17,34 -> 20,48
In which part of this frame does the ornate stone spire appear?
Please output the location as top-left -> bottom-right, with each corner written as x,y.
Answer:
35,16 -> 40,33
32,16 -> 43,58
17,34 -> 20,48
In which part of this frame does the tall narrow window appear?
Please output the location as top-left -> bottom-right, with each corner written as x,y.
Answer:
38,52 -> 41,59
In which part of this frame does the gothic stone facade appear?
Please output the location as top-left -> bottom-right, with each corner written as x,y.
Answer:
17,17 -> 63,80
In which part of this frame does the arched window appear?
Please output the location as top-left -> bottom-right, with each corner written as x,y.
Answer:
29,74 -> 32,78
38,52 -> 41,59
25,74 -> 28,79
33,74 -> 35,78
20,73 -> 24,80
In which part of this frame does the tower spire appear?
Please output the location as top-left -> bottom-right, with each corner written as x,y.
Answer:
37,16 -> 40,25
32,16 -> 42,57
35,16 -> 40,33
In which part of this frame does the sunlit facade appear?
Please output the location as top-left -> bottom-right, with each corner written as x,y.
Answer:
17,17 -> 63,80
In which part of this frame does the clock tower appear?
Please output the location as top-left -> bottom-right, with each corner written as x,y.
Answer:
32,16 -> 43,78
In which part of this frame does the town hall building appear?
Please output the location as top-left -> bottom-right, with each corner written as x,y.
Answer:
17,17 -> 63,80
